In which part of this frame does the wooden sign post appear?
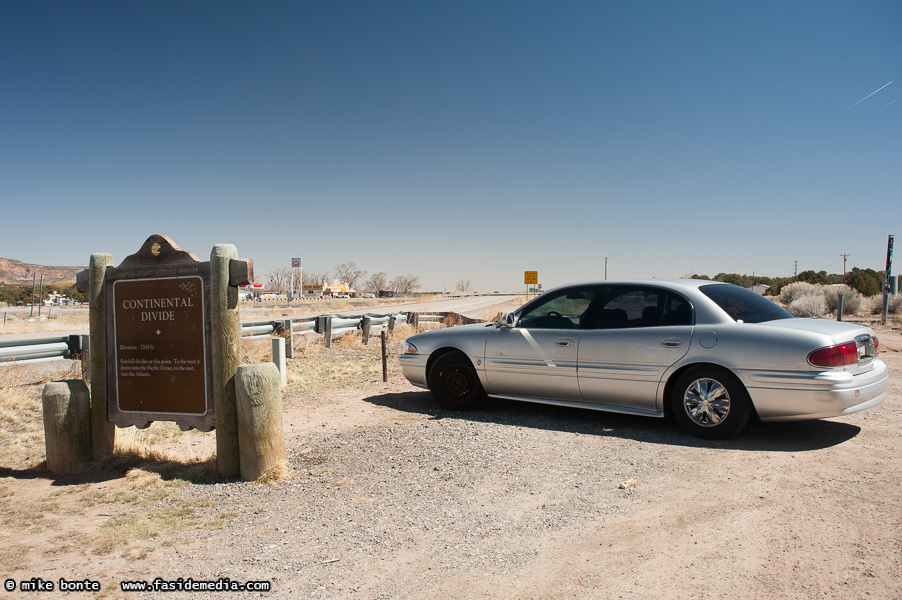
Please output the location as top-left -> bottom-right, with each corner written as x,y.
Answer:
76,234 -> 252,475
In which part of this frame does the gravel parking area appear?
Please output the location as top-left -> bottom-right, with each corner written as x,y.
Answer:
2,330 -> 899,600
148,330 -> 902,600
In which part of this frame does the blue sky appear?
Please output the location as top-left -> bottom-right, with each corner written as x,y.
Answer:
2,1 -> 899,292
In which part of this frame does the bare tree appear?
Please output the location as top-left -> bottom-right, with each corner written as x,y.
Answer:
455,280 -> 472,292
304,269 -> 331,286
389,274 -> 421,295
333,261 -> 367,290
266,267 -> 291,292
365,272 -> 388,293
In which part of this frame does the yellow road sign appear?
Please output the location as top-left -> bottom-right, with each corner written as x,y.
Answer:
524,271 -> 538,285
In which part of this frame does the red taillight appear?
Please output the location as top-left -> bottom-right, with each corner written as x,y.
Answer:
874,337 -> 880,354
808,341 -> 858,368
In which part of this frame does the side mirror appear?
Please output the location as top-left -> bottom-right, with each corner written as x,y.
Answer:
499,312 -> 518,329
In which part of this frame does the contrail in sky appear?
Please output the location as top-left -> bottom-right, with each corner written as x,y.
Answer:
845,81 -> 893,111
880,99 -> 896,111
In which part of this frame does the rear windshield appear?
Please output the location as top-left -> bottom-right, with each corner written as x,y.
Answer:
699,284 -> 793,324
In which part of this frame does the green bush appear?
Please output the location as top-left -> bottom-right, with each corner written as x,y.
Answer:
846,268 -> 883,296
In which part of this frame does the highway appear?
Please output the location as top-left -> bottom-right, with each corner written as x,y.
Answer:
1,295 -> 527,343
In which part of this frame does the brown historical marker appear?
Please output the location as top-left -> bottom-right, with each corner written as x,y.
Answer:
105,235 -> 215,431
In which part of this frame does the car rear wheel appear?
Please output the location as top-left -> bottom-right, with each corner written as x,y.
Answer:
428,352 -> 486,411
671,365 -> 751,439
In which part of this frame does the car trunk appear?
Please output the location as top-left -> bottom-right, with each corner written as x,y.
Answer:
757,318 -> 879,375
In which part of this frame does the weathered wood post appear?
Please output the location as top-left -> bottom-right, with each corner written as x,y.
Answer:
235,363 -> 286,481
89,253 -> 115,459
381,331 -> 388,383
211,244 -> 242,478
42,380 -> 92,473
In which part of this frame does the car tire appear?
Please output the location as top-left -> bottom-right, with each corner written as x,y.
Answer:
428,352 -> 486,411
671,365 -> 752,439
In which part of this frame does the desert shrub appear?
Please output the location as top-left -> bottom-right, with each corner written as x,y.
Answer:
823,285 -> 863,315
867,294 -> 902,315
779,282 -> 824,305
787,295 -> 827,318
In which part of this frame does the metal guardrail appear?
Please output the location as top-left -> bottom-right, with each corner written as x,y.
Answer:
0,311 -> 479,364
0,335 -> 87,364
238,313 -> 409,341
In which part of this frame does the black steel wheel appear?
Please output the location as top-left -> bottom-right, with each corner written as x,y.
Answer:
428,352 -> 486,411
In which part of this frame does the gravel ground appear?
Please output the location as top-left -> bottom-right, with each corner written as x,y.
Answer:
139,332 -> 902,600
2,330 -> 899,600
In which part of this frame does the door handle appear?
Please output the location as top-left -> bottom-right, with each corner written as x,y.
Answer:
555,338 -> 574,347
660,338 -> 683,348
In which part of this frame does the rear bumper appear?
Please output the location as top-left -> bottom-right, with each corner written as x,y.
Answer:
740,359 -> 889,422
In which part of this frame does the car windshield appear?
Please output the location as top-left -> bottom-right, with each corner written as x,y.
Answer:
699,284 -> 793,324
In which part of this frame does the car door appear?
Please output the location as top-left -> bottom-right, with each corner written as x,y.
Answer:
577,286 -> 693,412
484,285 -> 599,401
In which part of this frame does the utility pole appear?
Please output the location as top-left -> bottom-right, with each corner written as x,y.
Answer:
841,253 -> 849,281
882,235 -> 894,325
37,274 -> 43,317
29,273 -> 36,317
604,257 -> 608,280
793,261 -> 798,277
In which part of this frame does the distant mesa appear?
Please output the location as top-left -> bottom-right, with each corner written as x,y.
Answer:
0,258 -> 86,285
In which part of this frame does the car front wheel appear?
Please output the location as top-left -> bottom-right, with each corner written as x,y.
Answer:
671,365 -> 752,439
428,352 -> 486,411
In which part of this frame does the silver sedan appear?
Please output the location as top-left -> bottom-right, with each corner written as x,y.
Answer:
399,279 -> 888,438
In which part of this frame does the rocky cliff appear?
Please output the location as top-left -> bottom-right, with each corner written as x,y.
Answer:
0,258 -> 85,285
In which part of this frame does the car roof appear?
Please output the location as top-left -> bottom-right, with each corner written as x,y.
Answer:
554,278 -> 728,291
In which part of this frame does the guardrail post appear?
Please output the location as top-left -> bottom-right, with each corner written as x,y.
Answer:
88,253 -> 115,460
281,319 -> 293,359
271,337 -> 287,388
42,380 -> 92,474
323,316 -> 333,349
361,316 -> 372,344
235,363 -> 286,482
66,335 -> 82,359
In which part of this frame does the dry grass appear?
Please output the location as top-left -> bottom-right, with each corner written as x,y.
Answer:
256,461 -> 294,484
0,356 -> 225,568
239,296 -> 437,318
273,326 -> 420,394
0,361 -> 83,464
240,337 -> 273,364
0,311 -> 88,334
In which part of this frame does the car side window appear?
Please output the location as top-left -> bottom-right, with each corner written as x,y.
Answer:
518,287 -> 597,329
661,292 -> 692,326
585,286 -> 693,329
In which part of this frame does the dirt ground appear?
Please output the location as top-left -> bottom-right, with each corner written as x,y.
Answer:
1,327 -> 900,599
